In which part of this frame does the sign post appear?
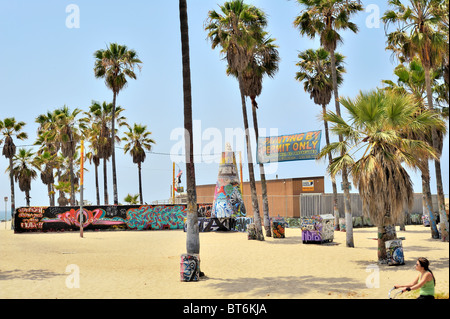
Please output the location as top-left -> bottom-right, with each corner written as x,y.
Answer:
80,140 -> 84,238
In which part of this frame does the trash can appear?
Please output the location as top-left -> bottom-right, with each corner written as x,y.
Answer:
301,214 -> 335,244
422,214 -> 430,227
247,223 -> 257,240
272,219 -> 285,238
180,254 -> 200,282
385,239 -> 404,266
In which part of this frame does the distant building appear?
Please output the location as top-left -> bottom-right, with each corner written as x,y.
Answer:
196,176 -> 325,219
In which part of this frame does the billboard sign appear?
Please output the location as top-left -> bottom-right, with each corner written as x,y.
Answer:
257,130 -> 322,164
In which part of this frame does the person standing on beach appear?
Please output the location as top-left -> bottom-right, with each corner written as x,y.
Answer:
395,257 -> 436,299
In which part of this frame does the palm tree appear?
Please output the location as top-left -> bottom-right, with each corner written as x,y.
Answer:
122,123 -> 156,205
205,0 -> 268,241
228,33 -> 280,237
57,150 -> 83,206
383,0 -> 449,241
34,150 -> 58,206
296,48 -> 346,230
382,57 -> 444,238
318,89 -> 443,263
94,43 -> 142,205
57,106 -> 81,206
294,0 -> 363,247
12,148 -> 38,207
36,107 -> 81,206
1,118 -> 28,221
82,101 -> 127,205
82,122 -> 101,206
180,0 -> 201,259
124,193 -> 140,205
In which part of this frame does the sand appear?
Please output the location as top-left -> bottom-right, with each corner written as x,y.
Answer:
0,221 -> 448,299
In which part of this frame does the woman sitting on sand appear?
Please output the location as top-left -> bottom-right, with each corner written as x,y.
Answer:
395,257 -> 435,299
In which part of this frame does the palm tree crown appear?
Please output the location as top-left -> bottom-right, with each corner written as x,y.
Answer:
294,0 -> 363,52
122,123 -> 155,205
12,148 -> 38,207
122,123 -> 155,165
383,0 -> 446,69
94,43 -> 143,94
205,0 -> 268,75
296,48 -> 345,106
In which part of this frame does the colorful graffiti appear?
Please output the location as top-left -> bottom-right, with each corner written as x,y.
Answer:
180,254 -> 200,282
235,217 -> 253,232
43,208 -> 126,229
14,204 -> 211,233
385,239 -> 405,266
272,221 -> 286,238
16,207 -> 46,231
301,215 -> 334,244
126,205 -> 186,230
184,217 -> 236,232
212,146 -> 246,219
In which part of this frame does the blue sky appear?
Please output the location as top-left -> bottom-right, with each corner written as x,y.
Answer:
0,0 -> 448,212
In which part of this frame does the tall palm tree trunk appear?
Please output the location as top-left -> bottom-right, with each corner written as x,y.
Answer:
111,91 -> 119,205
95,164 -> 100,205
47,184 -> 52,206
69,160 -> 75,206
251,102 -> 271,237
330,50 -> 353,247
322,104 -> 340,230
180,0 -> 199,256
422,161 -> 440,238
424,66 -> 449,241
377,225 -> 397,263
9,157 -> 15,222
103,158 -> 109,205
434,160 -> 449,241
377,205 -> 398,263
239,78 -> 264,241
138,162 -> 143,205
25,190 -> 31,207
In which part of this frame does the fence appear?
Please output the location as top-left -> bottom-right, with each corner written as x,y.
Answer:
299,193 -> 440,218
165,193 -> 442,220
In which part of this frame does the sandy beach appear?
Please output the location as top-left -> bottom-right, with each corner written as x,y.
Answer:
0,221 -> 448,299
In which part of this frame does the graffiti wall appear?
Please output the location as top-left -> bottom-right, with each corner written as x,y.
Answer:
14,204 -> 212,233
184,217 -> 236,232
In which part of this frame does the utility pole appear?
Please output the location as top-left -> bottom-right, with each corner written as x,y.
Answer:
80,140 -> 84,238
172,162 -> 176,204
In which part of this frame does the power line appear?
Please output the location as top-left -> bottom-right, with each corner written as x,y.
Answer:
0,143 -> 225,158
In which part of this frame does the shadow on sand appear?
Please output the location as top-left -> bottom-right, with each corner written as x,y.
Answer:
203,275 -> 366,298
0,269 -> 64,281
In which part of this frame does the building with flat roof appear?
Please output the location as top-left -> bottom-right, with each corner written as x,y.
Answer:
196,176 -> 325,219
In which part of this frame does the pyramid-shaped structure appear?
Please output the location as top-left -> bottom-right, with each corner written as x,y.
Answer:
211,143 -> 246,219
